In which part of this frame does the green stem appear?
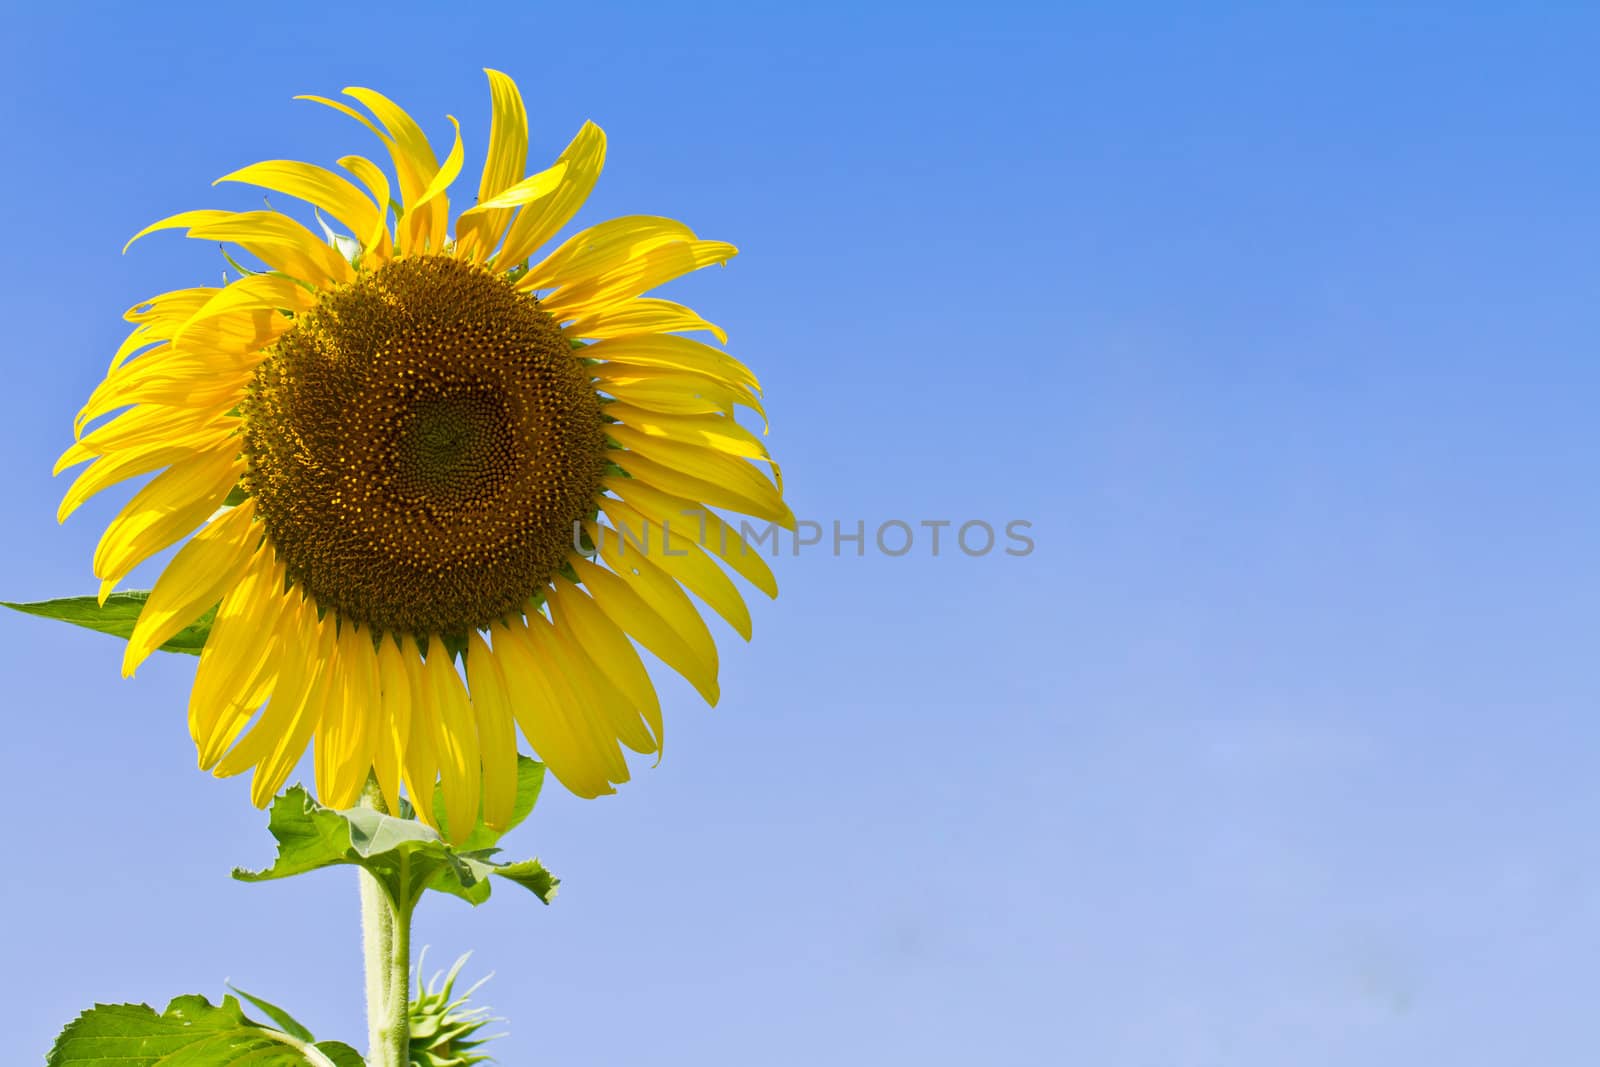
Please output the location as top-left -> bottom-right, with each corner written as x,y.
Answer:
359,779 -> 412,1067
259,1027 -> 342,1067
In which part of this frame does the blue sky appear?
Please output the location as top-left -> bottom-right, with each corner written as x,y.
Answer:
3,2 -> 1600,1064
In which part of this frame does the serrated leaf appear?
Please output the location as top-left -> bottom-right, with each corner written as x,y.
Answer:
489,857 -> 559,903
47,995 -> 338,1066
3,592 -> 215,656
433,756 -> 546,850
235,783 -> 559,909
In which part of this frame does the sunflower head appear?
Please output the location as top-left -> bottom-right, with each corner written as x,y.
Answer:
240,255 -> 607,637
59,70 -> 791,840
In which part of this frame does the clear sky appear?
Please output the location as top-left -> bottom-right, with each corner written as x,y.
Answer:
3,2 -> 1599,1064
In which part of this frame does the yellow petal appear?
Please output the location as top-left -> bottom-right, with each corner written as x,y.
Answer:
76,352 -> 253,434
191,554 -> 288,767
123,499 -> 260,675
606,403 -> 774,468
296,93 -> 392,147
475,161 -> 569,213
124,210 -> 235,254
565,297 -> 727,344
541,240 -> 738,320
211,589 -> 312,779
588,333 -> 760,391
115,287 -> 221,368
489,619 -> 619,798
213,593 -> 328,807
297,93 -> 390,143
124,287 -> 221,328
607,442 -> 791,529
496,121 -> 606,269
454,69 -> 529,262
185,310 -> 297,358
604,475 -> 779,598
337,155 -> 396,261
596,499 -> 752,639
464,630 -> 520,831
109,329 -> 163,373
58,403 -> 233,475
92,444 -> 245,595
404,114 -> 462,254
250,612 -> 338,807
594,538 -> 719,689
595,369 -> 768,431
423,640 -> 479,842
519,610 -> 637,781
213,159 -> 383,245
594,367 -> 767,430
398,635 -> 440,827
339,86 -> 445,255
171,275 -> 313,354
317,623 -> 379,810
373,635 -> 415,815
314,635 -> 353,805
548,577 -> 663,753
524,216 -> 696,291
60,440 -> 203,524
478,70 -> 529,205
341,86 -> 440,198
177,272 -> 317,326
608,425 -> 780,510
343,629 -> 383,801
555,654 -> 653,758
572,554 -> 719,705
185,211 -> 355,287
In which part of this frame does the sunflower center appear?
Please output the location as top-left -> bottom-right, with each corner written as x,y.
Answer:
240,255 -> 606,636
394,388 -> 516,499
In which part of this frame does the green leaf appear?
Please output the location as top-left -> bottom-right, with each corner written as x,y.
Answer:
312,1042 -> 364,1067
3,592 -> 215,656
234,781 -> 559,909
228,987 -> 313,1042
47,994 -> 345,1066
490,857 -> 559,901
433,756 -> 546,850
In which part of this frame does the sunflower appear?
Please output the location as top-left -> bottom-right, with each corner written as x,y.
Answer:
57,70 -> 790,838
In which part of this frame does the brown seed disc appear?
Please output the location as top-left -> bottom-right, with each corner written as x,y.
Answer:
241,255 -> 605,636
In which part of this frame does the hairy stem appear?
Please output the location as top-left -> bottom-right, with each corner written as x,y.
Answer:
359,779 -> 412,1067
